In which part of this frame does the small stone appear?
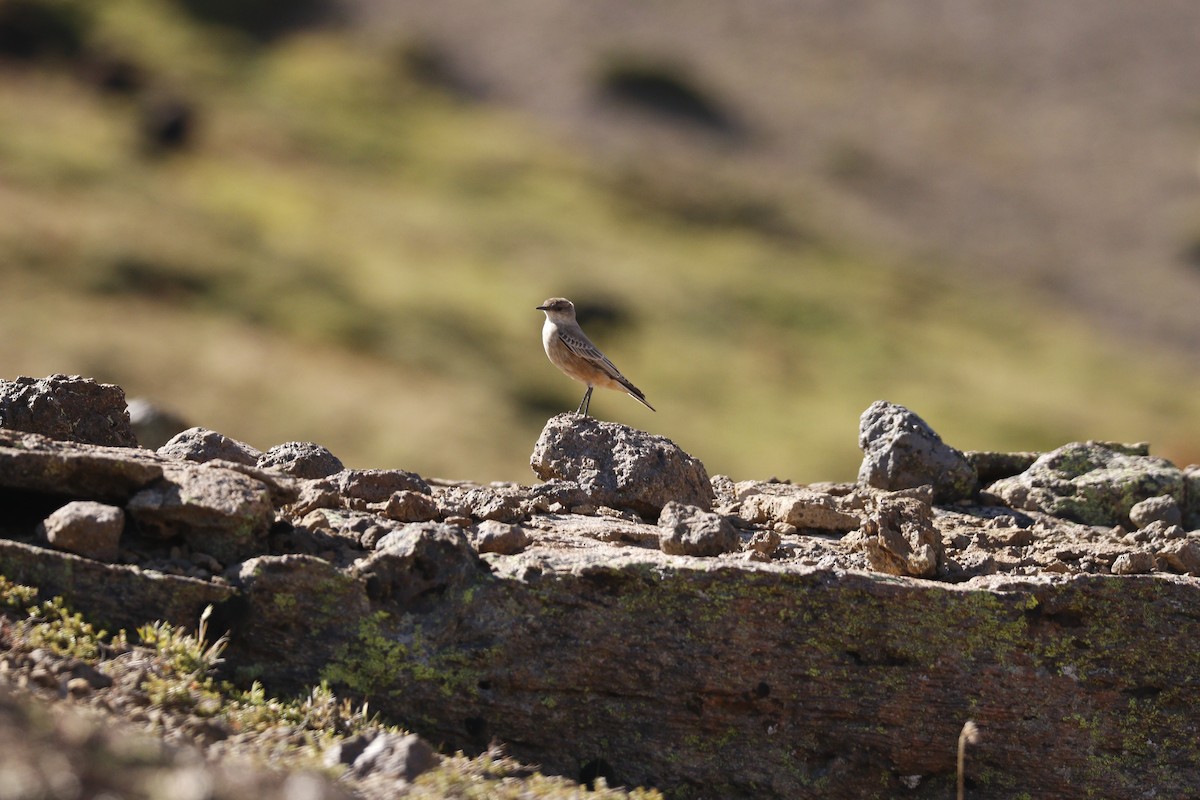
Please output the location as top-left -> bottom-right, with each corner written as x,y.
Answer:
1156,539 -> 1200,575
746,529 -> 782,558
40,500 -> 125,562
382,491 -> 439,522
850,496 -> 944,578
348,732 -> 441,782
658,501 -> 740,557
473,520 -> 531,555
66,677 -> 92,696
157,427 -> 261,466
1130,495 -> 1183,529
1111,551 -> 1156,575
258,441 -> 344,479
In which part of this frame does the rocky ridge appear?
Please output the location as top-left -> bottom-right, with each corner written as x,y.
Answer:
2,374 -> 1200,798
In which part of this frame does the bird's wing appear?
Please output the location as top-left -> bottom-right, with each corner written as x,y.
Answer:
557,328 -> 627,381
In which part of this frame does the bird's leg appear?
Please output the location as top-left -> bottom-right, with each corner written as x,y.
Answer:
577,386 -> 593,416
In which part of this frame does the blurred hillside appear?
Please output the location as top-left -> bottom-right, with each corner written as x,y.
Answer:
2,0 -> 1200,483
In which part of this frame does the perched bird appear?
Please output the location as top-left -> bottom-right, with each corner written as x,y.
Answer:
536,297 -> 655,416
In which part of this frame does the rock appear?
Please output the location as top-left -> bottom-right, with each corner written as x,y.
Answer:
856,401 -> 977,502
658,501 -> 740,557
0,374 -> 138,447
1111,551 -> 1156,575
1155,539 -> 1200,575
745,528 -> 781,558
983,441 -> 1184,526
126,464 -> 274,563
1130,495 -> 1183,529
292,469 -> 432,516
326,469 -> 432,502
530,414 -> 713,516
354,523 -> 483,607
230,555 -> 371,689
847,496 -> 944,578
735,485 -> 860,532
381,491 -> 439,522
346,732 -> 440,782
126,398 -> 189,450
473,520 -> 531,555
157,427 -> 261,466
323,732 -> 375,770
438,485 -> 527,523
0,429 -> 163,503
257,442 -> 344,479
39,501 -> 124,562
0,538 -> 235,632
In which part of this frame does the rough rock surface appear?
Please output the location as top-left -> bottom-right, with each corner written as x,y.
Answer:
857,400 -> 977,502
0,374 -> 138,447
127,464 -> 274,563
5,382 -> 1200,799
983,441 -> 1184,526
257,441 -> 344,479
39,500 -> 124,562
530,414 -> 713,516
734,482 -> 861,532
1129,494 -> 1183,528
846,495 -> 944,578
332,731 -> 442,782
657,501 -> 740,556
472,520 -> 531,555
158,427 -> 262,466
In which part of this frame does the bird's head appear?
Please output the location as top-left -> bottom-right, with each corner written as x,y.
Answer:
536,297 -> 576,323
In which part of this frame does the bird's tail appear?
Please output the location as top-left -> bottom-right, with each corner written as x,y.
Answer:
620,378 -> 656,412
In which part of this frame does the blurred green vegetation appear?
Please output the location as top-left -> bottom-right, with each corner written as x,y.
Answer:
3,0 -> 1200,483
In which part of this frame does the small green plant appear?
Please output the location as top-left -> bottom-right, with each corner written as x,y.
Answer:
0,576 -> 38,608
136,604 -> 228,677
23,596 -> 108,662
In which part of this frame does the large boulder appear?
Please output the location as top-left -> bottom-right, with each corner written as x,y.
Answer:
983,441 -> 1184,527
857,401 -> 977,502
0,375 -> 138,447
530,414 -> 713,516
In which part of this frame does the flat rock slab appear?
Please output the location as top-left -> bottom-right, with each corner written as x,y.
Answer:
0,430 -> 163,502
0,538 -> 234,631
301,551 -> 1200,800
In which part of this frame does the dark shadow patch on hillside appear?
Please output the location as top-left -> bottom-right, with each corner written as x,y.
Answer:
594,54 -> 742,137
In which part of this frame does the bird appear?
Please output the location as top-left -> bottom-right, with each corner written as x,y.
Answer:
536,297 -> 655,417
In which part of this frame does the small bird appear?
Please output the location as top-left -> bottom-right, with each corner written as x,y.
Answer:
536,297 -> 655,416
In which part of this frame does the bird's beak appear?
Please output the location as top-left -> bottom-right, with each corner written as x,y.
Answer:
535,305 -> 548,311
